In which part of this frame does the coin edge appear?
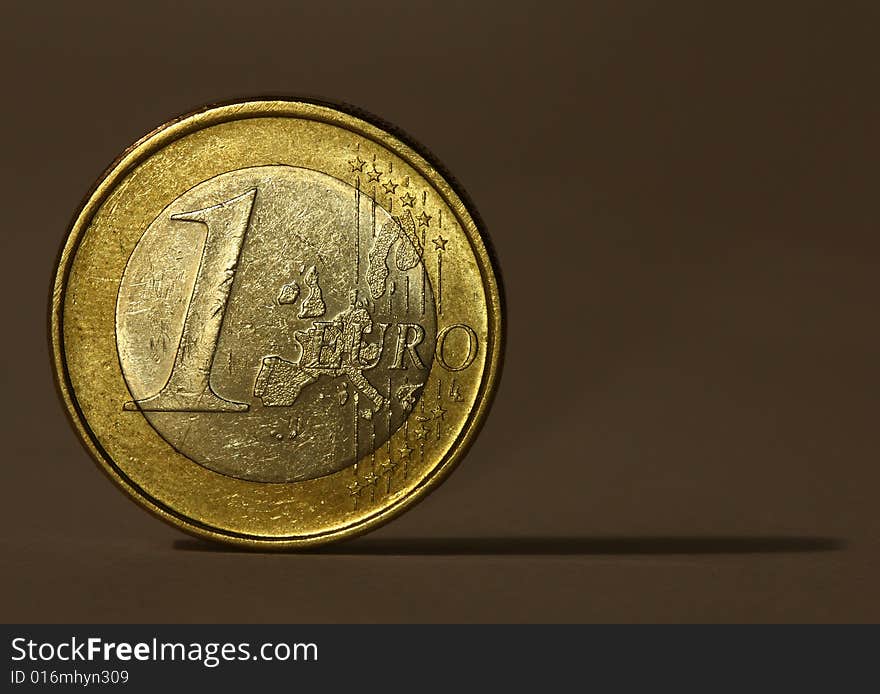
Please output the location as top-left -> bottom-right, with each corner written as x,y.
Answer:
49,96 -> 506,549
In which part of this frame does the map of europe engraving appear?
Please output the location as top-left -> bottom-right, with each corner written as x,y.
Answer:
254,293 -> 389,411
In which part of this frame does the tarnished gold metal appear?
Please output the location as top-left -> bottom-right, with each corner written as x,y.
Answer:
50,99 -> 504,548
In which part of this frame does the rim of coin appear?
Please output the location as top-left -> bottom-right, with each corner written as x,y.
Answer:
50,97 -> 505,549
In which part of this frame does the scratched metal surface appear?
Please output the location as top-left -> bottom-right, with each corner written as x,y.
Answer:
116,165 -> 439,481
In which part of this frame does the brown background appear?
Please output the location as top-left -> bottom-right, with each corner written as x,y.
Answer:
1,1 -> 878,622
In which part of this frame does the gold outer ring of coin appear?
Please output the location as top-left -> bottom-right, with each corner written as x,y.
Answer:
50,98 -> 505,549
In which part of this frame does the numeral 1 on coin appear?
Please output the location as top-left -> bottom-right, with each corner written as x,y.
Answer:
124,189 -> 257,412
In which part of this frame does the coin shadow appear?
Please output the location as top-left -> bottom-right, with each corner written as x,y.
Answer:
172,535 -> 845,556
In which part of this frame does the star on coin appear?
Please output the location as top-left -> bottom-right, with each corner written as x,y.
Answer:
367,166 -> 382,183
415,426 -> 431,441
348,156 -> 366,173
382,179 -> 398,195
416,211 -> 432,227
398,444 -> 414,459
400,192 -> 416,207
432,235 -> 448,251
430,404 -> 447,420
347,479 -> 362,497
362,471 -> 380,487
379,459 -> 398,474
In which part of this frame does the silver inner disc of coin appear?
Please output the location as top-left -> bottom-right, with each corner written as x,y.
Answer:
116,165 -> 436,482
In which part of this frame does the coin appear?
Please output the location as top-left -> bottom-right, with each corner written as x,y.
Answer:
50,99 -> 504,548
